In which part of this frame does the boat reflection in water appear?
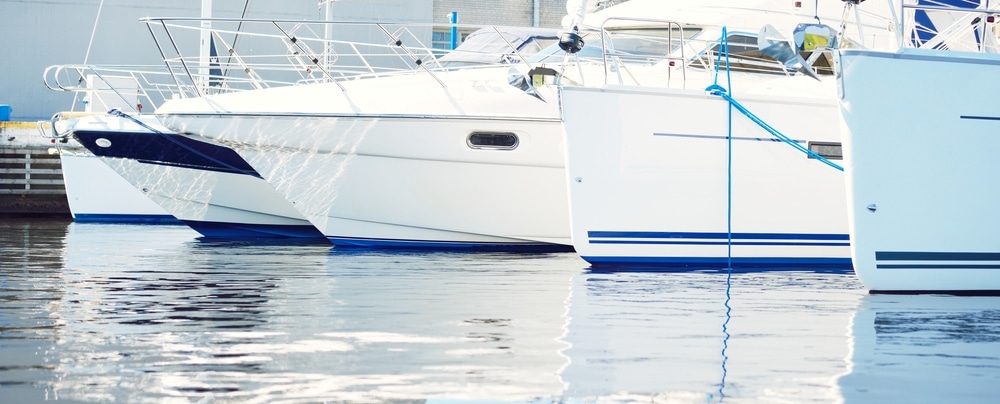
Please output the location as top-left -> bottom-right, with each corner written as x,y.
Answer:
7,219 -> 999,402
31,221 -> 577,402
838,294 -> 1000,402
560,269 -> 864,402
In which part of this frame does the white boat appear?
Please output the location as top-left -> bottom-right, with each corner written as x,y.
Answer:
835,1 -> 1000,292
56,111 -> 327,239
59,150 -> 179,224
43,23 -> 562,241
558,0 -> 897,269
38,113 -> 179,224
40,69 -> 322,237
147,9 -> 629,251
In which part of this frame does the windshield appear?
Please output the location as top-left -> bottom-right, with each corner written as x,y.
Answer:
527,26 -> 703,64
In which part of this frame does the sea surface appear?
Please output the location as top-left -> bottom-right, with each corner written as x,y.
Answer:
1,218 -> 999,403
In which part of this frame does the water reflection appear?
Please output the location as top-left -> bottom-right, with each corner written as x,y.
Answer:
0,218 -> 72,403
4,220 -> 1000,402
561,270 -> 865,402
2,221 -> 579,402
838,294 -> 1000,403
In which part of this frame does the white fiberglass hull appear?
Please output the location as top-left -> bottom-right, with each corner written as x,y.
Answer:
159,68 -> 572,251
60,151 -> 178,224
561,81 -> 850,270
70,114 -> 324,239
836,48 -> 1000,292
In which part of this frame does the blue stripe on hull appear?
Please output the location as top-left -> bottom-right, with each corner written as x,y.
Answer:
581,231 -> 851,271
73,214 -> 182,224
875,251 -> 1000,270
183,220 -> 328,240
590,240 -> 849,247
328,236 -> 575,253
589,230 -> 849,242
72,130 -> 261,178
582,255 -> 853,272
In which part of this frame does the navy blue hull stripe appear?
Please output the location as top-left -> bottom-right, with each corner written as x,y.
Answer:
183,220 -> 326,239
582,255 -> 852,271
875,251 -> 1000,270
73,213 -> 181,224
590,240 -> 848,246
588,231 -> 849,246
327,236 -> 575,253
73,130 -> 262,178
960,115 -> 1000,121
588,231 -> 849,240
877,251 -> 1000,261
877,264 -> 1000,269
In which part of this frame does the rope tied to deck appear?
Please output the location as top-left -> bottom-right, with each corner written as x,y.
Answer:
107,109 -> 163,134
704,28 -> 844,173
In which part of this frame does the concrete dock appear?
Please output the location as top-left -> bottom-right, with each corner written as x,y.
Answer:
0,121 -> 71,217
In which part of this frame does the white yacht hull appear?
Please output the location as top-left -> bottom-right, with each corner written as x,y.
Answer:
159,69 -> 573,251
70,114 -> 325,239
836,48 -> 1000,292
561,82 -> 850,269
60,151 -> 178,223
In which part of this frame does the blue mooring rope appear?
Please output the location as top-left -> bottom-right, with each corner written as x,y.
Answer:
703,36 -> 844,173
712,26 -> 733,403
705,27 -> 846,399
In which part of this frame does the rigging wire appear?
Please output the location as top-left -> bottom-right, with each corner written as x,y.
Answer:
73,0 -> 106,110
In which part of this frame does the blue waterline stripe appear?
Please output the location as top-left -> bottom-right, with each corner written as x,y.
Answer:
653,132 -> 804,143
183,220 -> 326,239
590,240 -> 849,246
73,213 -> 181,224
588,231 -> 849,241
583,255 -> 852,269
876,251 -> 1000,261
877,264 -> 1000,269
327,236 -> 575,253
875,251 -> 1000,270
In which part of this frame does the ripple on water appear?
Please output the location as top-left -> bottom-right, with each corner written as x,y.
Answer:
2,219 -> 999,403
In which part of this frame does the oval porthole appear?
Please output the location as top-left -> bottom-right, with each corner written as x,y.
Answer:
467,132 -> 518,150
95,138 -> 112,148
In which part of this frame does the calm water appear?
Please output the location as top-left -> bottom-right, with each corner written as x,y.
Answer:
1,218 -> 999,403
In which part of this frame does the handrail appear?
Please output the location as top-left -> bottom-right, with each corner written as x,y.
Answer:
271,21 -> 346,91
589,18 -> 817,88
42,64 -> 177,113
41,18 -> 564,118
136,17 -> 562,98
897,1 -> 1000,53
598,17 -> 687,87
374,23 -> 446,88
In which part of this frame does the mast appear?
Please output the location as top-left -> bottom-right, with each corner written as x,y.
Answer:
198,0 -> 213,91
322,0 -> 339,69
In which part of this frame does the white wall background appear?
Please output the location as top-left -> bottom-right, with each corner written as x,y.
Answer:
0,0 -> 433,120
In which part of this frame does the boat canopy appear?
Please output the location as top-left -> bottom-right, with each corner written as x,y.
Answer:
437,27 -> 560,66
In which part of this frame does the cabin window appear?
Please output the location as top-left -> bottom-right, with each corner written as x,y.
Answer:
808,141 -> 842,160
467,132 -> 518,150
689,33 -> 834,75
